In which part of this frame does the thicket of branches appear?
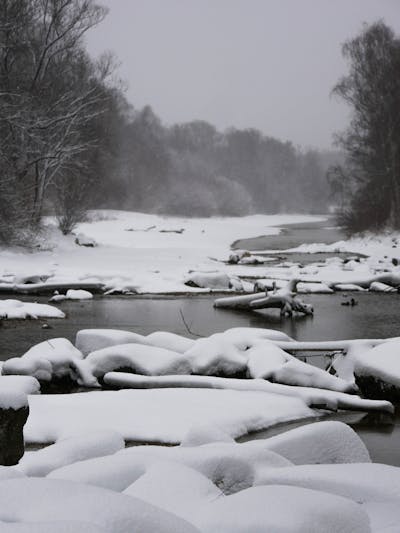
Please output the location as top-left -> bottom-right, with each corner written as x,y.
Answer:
330,21 -> 400,234
0,0 -> 337,245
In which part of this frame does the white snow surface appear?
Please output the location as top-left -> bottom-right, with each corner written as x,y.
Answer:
2,338 -> 84,383
0,478 -> 197,532
25,388 -> 315,444
0,300 -> 64,320
193,485 -> 370,533
0,211 -> 323,294
75,329 -> 149,355
18,431 -> 125,477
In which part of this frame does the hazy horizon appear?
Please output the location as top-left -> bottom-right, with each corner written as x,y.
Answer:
87,0 -> 399,150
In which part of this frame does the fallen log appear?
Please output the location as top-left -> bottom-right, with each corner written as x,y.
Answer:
214,279 -> 313,316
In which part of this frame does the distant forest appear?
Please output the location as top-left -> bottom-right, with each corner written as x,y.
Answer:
0,0 -> 340,243
99,105 -> 341,217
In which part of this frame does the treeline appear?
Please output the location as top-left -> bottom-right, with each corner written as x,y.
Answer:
105,108 -> 337,217
0,0 -> 337,244
330,21 -> 400,234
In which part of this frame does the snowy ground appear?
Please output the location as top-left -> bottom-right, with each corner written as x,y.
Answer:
0,211 -> 324,294
1,210 -> 399,296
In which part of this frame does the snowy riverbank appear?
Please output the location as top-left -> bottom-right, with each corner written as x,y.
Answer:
1,210 -> 400,298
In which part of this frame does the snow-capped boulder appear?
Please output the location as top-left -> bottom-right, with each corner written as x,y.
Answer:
185,334 -> 248,377
75,329 -> 149,355
124,461 -> 222,522
194,485 -> 370,533
146,331 -> 195,353
75,233 -> 97,247
18,430 -> 125,477
0,299 -> 65,320
184,272 -> 234,290
0,478 -> 198,532
86,344 -> 191,380
261,421 -> 370,465
2,338 -> 89,388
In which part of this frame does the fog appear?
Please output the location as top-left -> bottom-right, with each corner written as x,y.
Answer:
87,0 -> 400,149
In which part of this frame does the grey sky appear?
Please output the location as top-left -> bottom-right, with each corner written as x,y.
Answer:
87,0 -> 400,149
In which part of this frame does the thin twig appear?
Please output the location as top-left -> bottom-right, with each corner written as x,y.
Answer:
179,308 -> 203,338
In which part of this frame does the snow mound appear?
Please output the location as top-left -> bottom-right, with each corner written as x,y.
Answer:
193,485 -> 370,533
124,461 -> 222,522
220,326 -> 293,343
261,421 -> 370,465
86,343 -> 191,379
185,334 -> 248,377
246,340 -> 355,393
146,331 -> 195,353
0,300 -> 65,320
18,431 -> 125,477
353,339 -> 400,392
25,388 -> 313,444
2,338 -> 85,384
184,272 -> 233,289
263,461 -> 400,500
75,329 -> 148,355
0,376 -> 40,396
0,478 -> 198,532
50,289 -> 93,302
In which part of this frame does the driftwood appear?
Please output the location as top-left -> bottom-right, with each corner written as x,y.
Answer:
214,279 -> 313,317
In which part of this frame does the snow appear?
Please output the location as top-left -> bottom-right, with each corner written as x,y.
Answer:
193,485 -> 370,533
24,388 -> 315,444
0,299 -> 64,320
261,421 -> 370,465
49,439 -> 290,493
0,478 -> 198,532
185,334 -> 248,377
146,331 -> 195,353
18,431 -> 125,477
352,339 -> 400,387
75,329 -> 149,355
124,461 -> 222,521
2,338 -> 84,383
0,211 -> 323,295
49,289 -> 94,302
85,343 -> 191,380
102,372 -> 392,413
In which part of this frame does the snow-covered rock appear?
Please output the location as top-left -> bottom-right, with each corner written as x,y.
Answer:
124,461 -> 222,521
261,421 -> 370,465
0,299 -> 65,320
246,340 -> 356,393
75,329 -> 149,355
86,344 -> 191,380
193,485 -> 370,533
146,331 -> 195,353
18,431 -> 125,477
25,388 -> 313,444
49,289 -> 93,302
0,478 -> 198,532
2,338 -> 89,386
185,334 -> 248,377
75,233 -> 97,247
184,272 -> 234,290
369,281 -> 397,292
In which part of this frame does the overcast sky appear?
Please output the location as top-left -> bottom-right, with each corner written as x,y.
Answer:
87,0 -> 400,150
